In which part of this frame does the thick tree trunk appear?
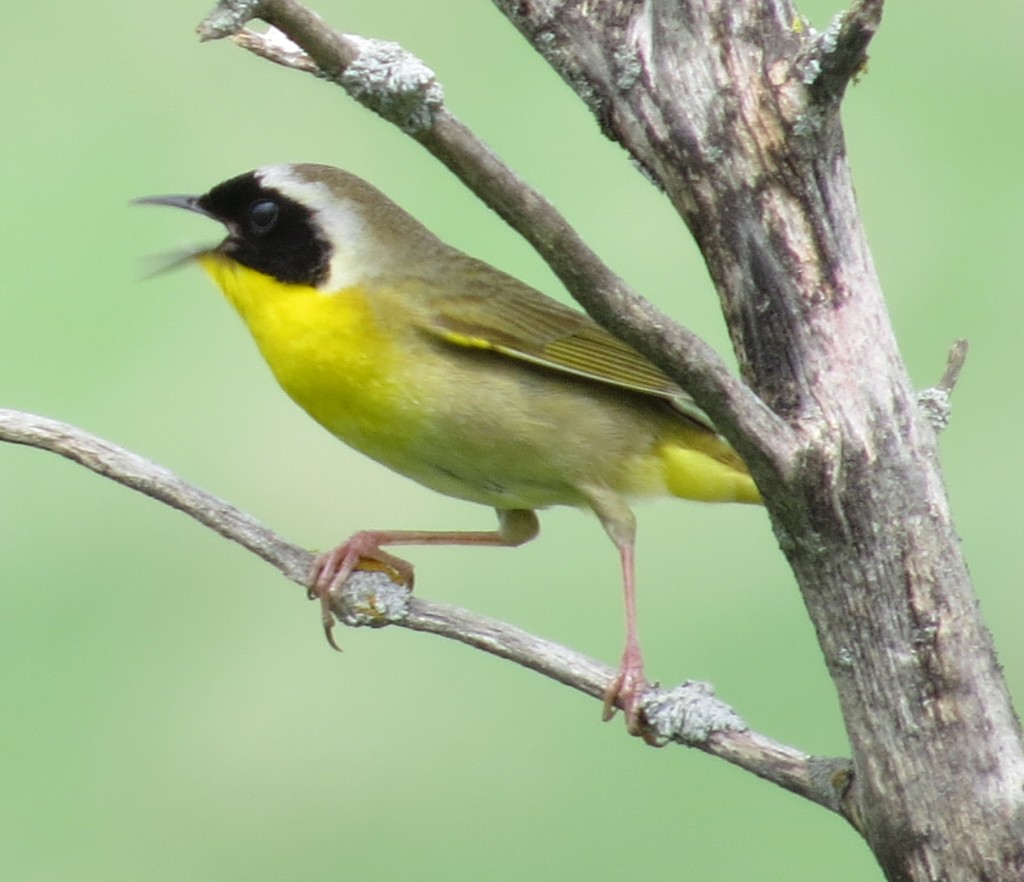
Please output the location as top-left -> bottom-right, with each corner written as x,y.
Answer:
492,0 -> 1024,878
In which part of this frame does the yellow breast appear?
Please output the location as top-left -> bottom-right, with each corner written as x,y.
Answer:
197,254 -> 416,452
194,253 -> 759,512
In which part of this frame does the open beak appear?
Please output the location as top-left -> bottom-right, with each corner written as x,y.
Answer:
134,194 -> 222,277
133,193 -> 213,218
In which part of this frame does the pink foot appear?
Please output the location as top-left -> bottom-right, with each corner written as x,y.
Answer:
309,531 -> 415,650
602,645 -> 651,736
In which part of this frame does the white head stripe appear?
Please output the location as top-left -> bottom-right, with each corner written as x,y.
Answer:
257,165 -> 372,292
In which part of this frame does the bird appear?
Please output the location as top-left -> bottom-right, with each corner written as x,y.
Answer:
137,163 -> 761,734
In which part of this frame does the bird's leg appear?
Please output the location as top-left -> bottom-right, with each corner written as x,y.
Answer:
601,540 -> 649,733
583,487 -> 651,735
311,509 -> 540,649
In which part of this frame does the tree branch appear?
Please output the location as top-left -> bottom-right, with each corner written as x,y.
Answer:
0,406 -> 851,815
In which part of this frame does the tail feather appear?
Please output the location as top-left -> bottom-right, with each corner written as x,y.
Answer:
659,437 -> 762,505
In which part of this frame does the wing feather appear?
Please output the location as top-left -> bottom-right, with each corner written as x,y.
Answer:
412,268 -> 717,432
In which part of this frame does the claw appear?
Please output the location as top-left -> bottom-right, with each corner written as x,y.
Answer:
308,532 -> 416,651
602,642 -> 661,743
322,618 -> 344,652
602,659 -> 649,731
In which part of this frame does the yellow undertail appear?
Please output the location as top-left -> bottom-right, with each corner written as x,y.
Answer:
659,441 -> 762,505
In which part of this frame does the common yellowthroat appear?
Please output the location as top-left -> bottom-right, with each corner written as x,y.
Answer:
138,163 -> 760,732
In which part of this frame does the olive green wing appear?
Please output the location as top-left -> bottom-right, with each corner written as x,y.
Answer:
414,268 -> 717,433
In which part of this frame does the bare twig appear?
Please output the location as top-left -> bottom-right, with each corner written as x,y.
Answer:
937,338 -> 969,393
231,27 -> 321,74
0,406 -> 849,813
0,408 -> 311,583
805,0 -> 885,103
918,339 -> 969,433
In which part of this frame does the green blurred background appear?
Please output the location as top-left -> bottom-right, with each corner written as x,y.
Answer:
2,2 -> 1021,880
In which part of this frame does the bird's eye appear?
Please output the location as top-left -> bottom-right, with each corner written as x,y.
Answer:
248,199 -> 279,234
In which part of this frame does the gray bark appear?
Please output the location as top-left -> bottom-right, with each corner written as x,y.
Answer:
486,2 -> 1024,878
